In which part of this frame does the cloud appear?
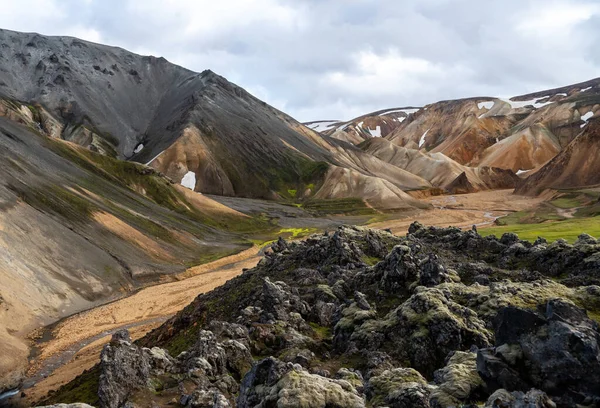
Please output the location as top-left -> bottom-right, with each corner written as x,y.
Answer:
0,0 -> 599,121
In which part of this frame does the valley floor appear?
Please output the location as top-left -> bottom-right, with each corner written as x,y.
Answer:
17,189 -> 546,405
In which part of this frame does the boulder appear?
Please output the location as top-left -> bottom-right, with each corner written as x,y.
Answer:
477,300 -> 600,406
430,351 -> 485,408
237,357 -> 365,408
366,367 -> 432,408
484,389 -> 556,408
98,330 -> 151,408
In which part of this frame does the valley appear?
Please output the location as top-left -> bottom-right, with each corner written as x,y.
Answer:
12,189 -> 549,406
0,26 -> 600,408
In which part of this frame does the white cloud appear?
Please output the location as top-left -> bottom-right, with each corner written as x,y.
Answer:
516,1 -> 600,34
1,0 -> 600,122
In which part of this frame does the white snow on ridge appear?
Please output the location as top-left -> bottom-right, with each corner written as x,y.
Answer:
181,171 -> 196,190
477,101 -> 494,110
307,121 -> 339,132
134,144 -> 144,154
581,111 -> 594,128
419,129 -> 430,148
581,86 -> 593,92
368,126 -> 382,137
501,98 -> 552,109
379,108 -> 420,116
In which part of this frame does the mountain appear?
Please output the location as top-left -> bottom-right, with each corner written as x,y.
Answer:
516,119 -> 600,195
385,80 -> 599,173
360,138 -> 519,192
0,28 -> 435,208
305,107 -> 420,145
0,99 -> 269,393
41,225 -> 600,407
304,78 -> 600,196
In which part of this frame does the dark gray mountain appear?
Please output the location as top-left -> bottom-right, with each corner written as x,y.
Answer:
0,28 -> 433,204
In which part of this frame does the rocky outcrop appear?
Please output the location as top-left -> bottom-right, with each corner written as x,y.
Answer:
484,389 -> 556,408
477,299 -> 600,407
98,330 -> 151,408
46,225 -> 600,407
237,358 -> 365,408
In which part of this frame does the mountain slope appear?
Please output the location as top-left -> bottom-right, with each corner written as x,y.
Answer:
0,28 -> 434,206
0,101 -> 267,393
360,138 -> 519,192
377,79 -> 600,173
516,118 -> 600,195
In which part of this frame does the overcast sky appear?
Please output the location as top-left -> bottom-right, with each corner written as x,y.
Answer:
2,0 -> 599,121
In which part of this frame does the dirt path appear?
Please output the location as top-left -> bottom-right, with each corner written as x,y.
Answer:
368,189 -> 545,234
22,246 -> 262,403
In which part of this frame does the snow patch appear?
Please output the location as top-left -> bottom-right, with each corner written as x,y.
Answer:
181,171 -> 196,190
306,121 -> 339,132
501,98 -> 553,109
477,101 -> 494,110
134,144 -> 144,154
380,108 -> 420,116
368,126 -> 382,137
496,138 -> 500,143
516,169 -> 531,176
419,129 -> 430,148
581,86 -> 593,92
581,111 -> 594,128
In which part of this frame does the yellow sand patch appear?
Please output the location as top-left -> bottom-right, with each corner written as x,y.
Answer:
93,211 -> 174,261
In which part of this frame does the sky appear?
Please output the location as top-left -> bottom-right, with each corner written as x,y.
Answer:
1,0 -> 599,121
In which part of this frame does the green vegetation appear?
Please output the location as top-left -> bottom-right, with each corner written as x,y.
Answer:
8,183 -> 96,222
302,198 -> 376,216
41,366 -> 100,406
483,216 -> 600,243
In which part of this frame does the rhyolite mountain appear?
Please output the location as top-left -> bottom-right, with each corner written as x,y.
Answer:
0,28 -> 435,208
309,78 -> 600,194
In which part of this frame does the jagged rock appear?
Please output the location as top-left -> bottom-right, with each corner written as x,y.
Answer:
477,299 -> 600,406
366,367 -> 433,408
187,388 -> 231,408
484,389 -> 556,408
279,348 -> 315,367
419,254 -> 457,286
575,233 -> 597,245
98,330 -> 151,408
258,278 -> 310,323
335,368 -> 365,393
184,330 -> 252,379
354,291 -> 371,310
387,287 -> 492,377
430,351 -> 485,408
237,357 -> 364,408
376,245 -> 419,291
143,347 -> 176,374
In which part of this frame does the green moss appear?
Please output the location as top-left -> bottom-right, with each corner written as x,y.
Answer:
361,255 -> 382,266
287,189 -> 297,198
309,322 -> 333,340
40,365 -> 100,406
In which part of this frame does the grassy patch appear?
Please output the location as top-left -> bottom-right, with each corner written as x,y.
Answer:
482,216 -> 600,243
361,255 -> 382,266
9,183 -> 96,222
302,198 -> 376,216
40,366 -> 100,406
495,207 -> 565,226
